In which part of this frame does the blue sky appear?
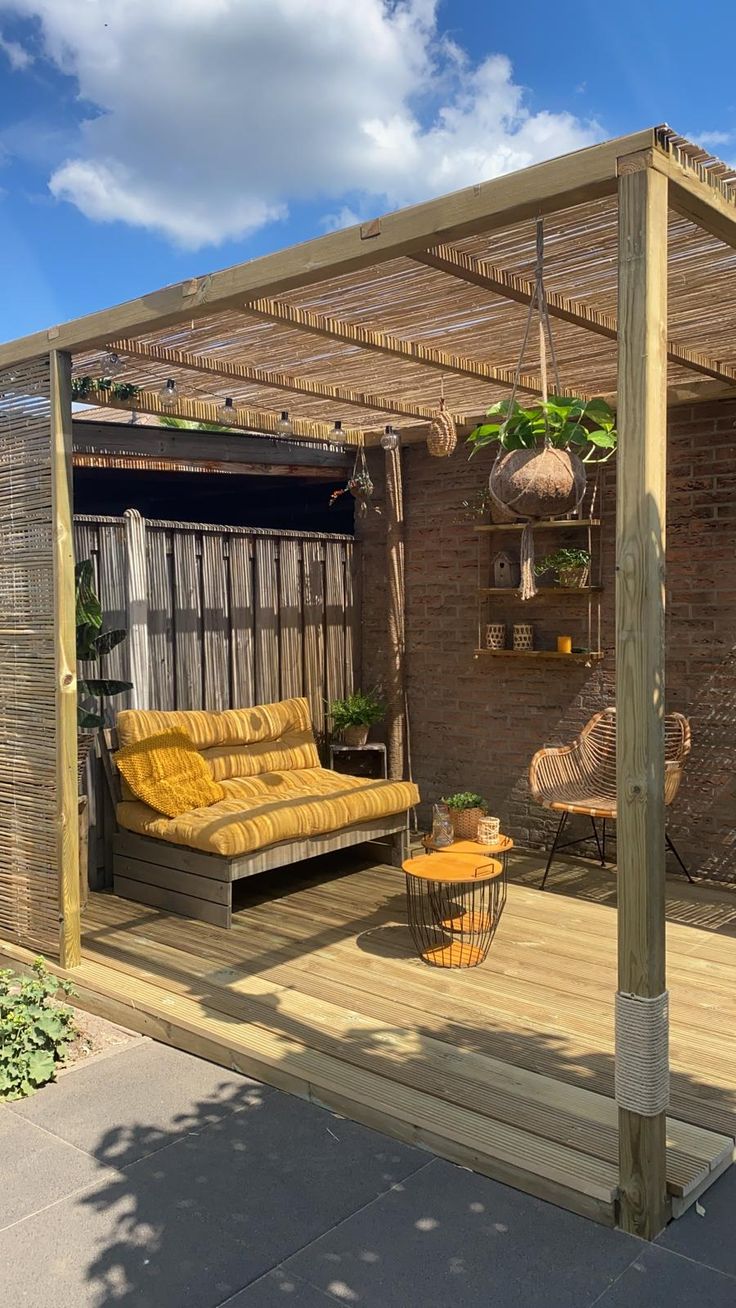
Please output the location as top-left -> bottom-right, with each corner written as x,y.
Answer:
0,0 -> 734,345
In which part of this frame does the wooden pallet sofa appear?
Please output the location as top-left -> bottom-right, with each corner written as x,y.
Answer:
103,697 -> 418,927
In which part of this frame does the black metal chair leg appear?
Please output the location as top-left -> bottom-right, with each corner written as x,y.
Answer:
540,812 -> 568,890
666,830 -> 695,883
601,818 -> 607,866
590,817 -> 604,866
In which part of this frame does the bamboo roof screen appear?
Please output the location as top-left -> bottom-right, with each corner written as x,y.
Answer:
5,125 -> 736,444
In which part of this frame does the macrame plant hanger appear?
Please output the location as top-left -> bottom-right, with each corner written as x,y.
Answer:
488,218 -> 580,599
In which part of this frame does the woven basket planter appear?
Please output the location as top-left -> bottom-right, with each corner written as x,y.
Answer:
450,807 -> 485,840
557,564 -> 590,588
427,402 -> 457,458
490,447 -> 586,520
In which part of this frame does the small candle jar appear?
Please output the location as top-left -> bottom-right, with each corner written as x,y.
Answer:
556,635 -> 573,654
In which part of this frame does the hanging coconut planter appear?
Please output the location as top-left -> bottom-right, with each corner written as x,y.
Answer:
427,395 -> 457,458
467,219 -> 617,598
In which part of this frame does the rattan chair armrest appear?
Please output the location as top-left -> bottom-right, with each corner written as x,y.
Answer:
529,740 -> 579,801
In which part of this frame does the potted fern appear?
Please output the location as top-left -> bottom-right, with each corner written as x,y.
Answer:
535,547 -> 591,589
329,689 -> 385,747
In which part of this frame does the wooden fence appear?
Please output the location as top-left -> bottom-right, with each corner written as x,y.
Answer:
74,511 -> 358,883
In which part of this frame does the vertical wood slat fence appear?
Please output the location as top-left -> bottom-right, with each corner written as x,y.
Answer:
73,513 -> 358,885
0,359 -> 61,952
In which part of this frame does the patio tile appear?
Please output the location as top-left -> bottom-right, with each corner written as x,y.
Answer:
222,1267 -> 342,1305
0,1090 -> 424,1308
595,1245 -> 736,1307
284,1157 -> 641,1308
655,1163 -> 736,1278
0,1110 -> 111,1229
9,1041 -> 271,1166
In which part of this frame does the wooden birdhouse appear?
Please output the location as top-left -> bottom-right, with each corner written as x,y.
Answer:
492,549 -> 520,589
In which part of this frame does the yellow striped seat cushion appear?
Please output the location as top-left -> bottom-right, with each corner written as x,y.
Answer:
116,767 -> 419,858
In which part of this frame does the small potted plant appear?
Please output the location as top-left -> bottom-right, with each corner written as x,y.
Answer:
442,792 -> 489,840
535,547 -> 591,589
329,689 -> 385,747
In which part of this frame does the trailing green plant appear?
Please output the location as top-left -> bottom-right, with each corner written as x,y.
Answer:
454,486 -> 492,523
467,396 -> 617,462
0,958 -> 77,1101
72,376 -> 140,403
328,689 -> 385,731
76,559 -> 133,728
442,791 -> 488,812
535,547 -> 591,577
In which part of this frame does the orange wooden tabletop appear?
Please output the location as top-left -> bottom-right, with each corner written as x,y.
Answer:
402,853 -> 504,883
421,834 -> 514,856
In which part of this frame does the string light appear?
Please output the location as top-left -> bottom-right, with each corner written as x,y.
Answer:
159,378 -> 177,409
102,351 -> 124,375
380,424 -> 399,450
276,409 -> 292,435
218,396 -> 238,425
331,420 -> 344,443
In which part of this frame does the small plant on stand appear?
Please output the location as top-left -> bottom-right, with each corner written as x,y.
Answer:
76,559 -> 133,782
535,547 -> 591,588
329,689 -> 385,747
442,792 -> 489,840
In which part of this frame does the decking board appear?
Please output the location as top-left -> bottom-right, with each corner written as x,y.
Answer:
41,850 -> 736,1226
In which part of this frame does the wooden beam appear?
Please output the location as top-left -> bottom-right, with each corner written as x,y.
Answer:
246,299 -> 545,396
109,338 -> 458,424
384,443 -> 406,781
615,162 -> 669,1239
73,382 -> 366,444
649,134 -> 736,251
71,420 -> 352,469
416,243 -> 736,386
50,350 -> 81,969
0,129 -> 656,367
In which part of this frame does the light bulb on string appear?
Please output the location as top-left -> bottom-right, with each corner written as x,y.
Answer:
159,378 -> 177,410
102,351 -> 124,376
218,396 -> 238,425
331,420 -> 344,443
276,409 -> 292,435
380,424 -> 399,451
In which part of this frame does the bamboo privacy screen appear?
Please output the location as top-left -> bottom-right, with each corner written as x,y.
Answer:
73,514 -> 358,731
0,360 -> 61,951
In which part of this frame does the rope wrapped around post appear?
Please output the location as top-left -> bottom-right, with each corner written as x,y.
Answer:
615,990 -> 670,1116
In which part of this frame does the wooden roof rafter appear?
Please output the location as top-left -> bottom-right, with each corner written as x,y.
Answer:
244,298 -> 547,397
107,337 -> 464,425
415,242 -> 736,386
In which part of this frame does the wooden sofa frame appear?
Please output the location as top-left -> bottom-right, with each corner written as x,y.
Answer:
101,729 -> 411,928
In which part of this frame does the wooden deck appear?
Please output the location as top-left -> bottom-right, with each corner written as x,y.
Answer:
10,848 -> 736,1228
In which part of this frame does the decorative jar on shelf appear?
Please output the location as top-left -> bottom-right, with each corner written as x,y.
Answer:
477,816 -> 501,845
431,803 -> 454,847
513,622 -> 534,651
485,622 -> 506,650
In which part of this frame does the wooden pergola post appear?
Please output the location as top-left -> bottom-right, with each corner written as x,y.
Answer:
384,442 -> 406,780
50,349 -> 81,967
615,156 -> 669,1237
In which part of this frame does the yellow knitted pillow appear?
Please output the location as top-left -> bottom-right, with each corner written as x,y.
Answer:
115,729 -> 225,818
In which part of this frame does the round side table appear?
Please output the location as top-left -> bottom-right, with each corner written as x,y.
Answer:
402,838 -> 511,968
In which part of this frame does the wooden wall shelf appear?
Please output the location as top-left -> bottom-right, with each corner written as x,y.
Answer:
474,519 -> 601,533
474,648 -> 604,663
477,586 -> 602,597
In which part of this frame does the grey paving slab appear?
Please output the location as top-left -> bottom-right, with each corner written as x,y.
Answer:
223,1267 -> 342,1306
656,1162 -> 736,1279
595,1245 -> 736,1307
0,1088 -> 424,1308
9,1040 -> 270,1165
0,1110 -> 111,1230
285,1157 -> 642,1308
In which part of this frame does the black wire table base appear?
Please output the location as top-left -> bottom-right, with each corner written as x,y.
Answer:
405,860 -> 507,968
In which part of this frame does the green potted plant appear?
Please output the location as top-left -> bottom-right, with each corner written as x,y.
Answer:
76,559 -> 132,786
467,395 -> 617,520
442,791 -> 489,840
329,689 -> 385,747
535,547 -> 591,589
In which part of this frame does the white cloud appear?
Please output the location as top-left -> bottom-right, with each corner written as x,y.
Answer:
1,0 -> 600,249
0,30 -> 33,69
689,129 -> 735,148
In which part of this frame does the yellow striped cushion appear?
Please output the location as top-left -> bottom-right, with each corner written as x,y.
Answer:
117,709 -> 228,750
202,727 -> 319,781
115,729 -> 225,818
221,698 -> 313,744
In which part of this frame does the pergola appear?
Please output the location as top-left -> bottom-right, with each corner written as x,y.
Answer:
1,124 -> 735,1238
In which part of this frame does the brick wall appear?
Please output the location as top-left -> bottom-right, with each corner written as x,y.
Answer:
358,401 -> 736,882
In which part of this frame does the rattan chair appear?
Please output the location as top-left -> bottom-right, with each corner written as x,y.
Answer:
529,708 -> 693,888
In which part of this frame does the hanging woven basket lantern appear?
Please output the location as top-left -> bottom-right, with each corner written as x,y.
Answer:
427,396 -> 457,458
